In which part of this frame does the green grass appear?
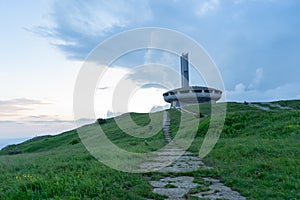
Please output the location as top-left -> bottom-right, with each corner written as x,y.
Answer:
0,100 -> 299,199
275,99 -> 300,110
165,183 -> 177,188
0,113 -> 166,199
187,102 -> 300,200
203,136 -> 299,199
0,150 -> 165,199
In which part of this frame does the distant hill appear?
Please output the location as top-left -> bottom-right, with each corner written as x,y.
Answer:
0,137 -> 30,150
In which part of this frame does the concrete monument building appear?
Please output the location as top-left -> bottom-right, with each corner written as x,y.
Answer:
163,53 -> 222,108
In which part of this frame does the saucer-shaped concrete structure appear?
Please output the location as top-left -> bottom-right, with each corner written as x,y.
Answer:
163,53 -> 222,108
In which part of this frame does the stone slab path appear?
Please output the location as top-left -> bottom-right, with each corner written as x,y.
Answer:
248,102 -> 270,111
248,102 -> 294,111
193,177 -> 247,200
142,110 -> 246,200
260,102 -> 294,110
142,147 -> 246,200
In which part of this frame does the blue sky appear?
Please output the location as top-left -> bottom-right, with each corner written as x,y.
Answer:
1,0 -> 300,148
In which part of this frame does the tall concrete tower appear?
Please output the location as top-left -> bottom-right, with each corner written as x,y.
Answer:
180,53 -> 189,88
163,52 -> 222,108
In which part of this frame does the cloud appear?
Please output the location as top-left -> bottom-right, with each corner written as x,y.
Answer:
248,68 -> 263,89
20,115 -> 76,125
0,98 -> 47,106
94,65 -> 171,117
234,83 -> 246,93
127,64 -> 180,89
141,83 -> 167,89
32,0 -> 152,59
0,120 -> 22,124
226,68 -> 263,95
27,0 -> 300,102
0,98 -> 49,115
195,0 -> 220,16
226,82 -> 300,102
22,115 -> 60,121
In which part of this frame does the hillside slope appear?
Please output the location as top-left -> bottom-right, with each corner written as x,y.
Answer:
0,100 -> 299,199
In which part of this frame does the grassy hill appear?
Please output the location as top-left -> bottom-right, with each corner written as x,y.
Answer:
0,100 -> 299,199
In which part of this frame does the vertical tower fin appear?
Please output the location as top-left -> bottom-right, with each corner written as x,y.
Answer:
181,53 -> 189,88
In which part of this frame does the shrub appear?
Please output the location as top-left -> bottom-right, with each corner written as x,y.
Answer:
97,118 -> 107,124
69,139 -> 80,145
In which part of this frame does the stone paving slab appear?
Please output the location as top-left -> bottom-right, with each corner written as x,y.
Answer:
150,176 -> 198,199
139,150 -> 209,172
192,177 -> 247,200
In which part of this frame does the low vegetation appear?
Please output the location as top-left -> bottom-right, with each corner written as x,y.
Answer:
0,100 -> 299,199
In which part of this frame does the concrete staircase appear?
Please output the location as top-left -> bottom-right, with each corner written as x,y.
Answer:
162,110 -> 171,143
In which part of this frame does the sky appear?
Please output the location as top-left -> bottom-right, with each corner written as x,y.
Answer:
1,0 -> 300,148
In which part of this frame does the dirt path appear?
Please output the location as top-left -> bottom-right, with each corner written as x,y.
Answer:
260,102 -> 294,110
248,102 -> 270,111
141,110 -> 246,200
248,102 -> 294,111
